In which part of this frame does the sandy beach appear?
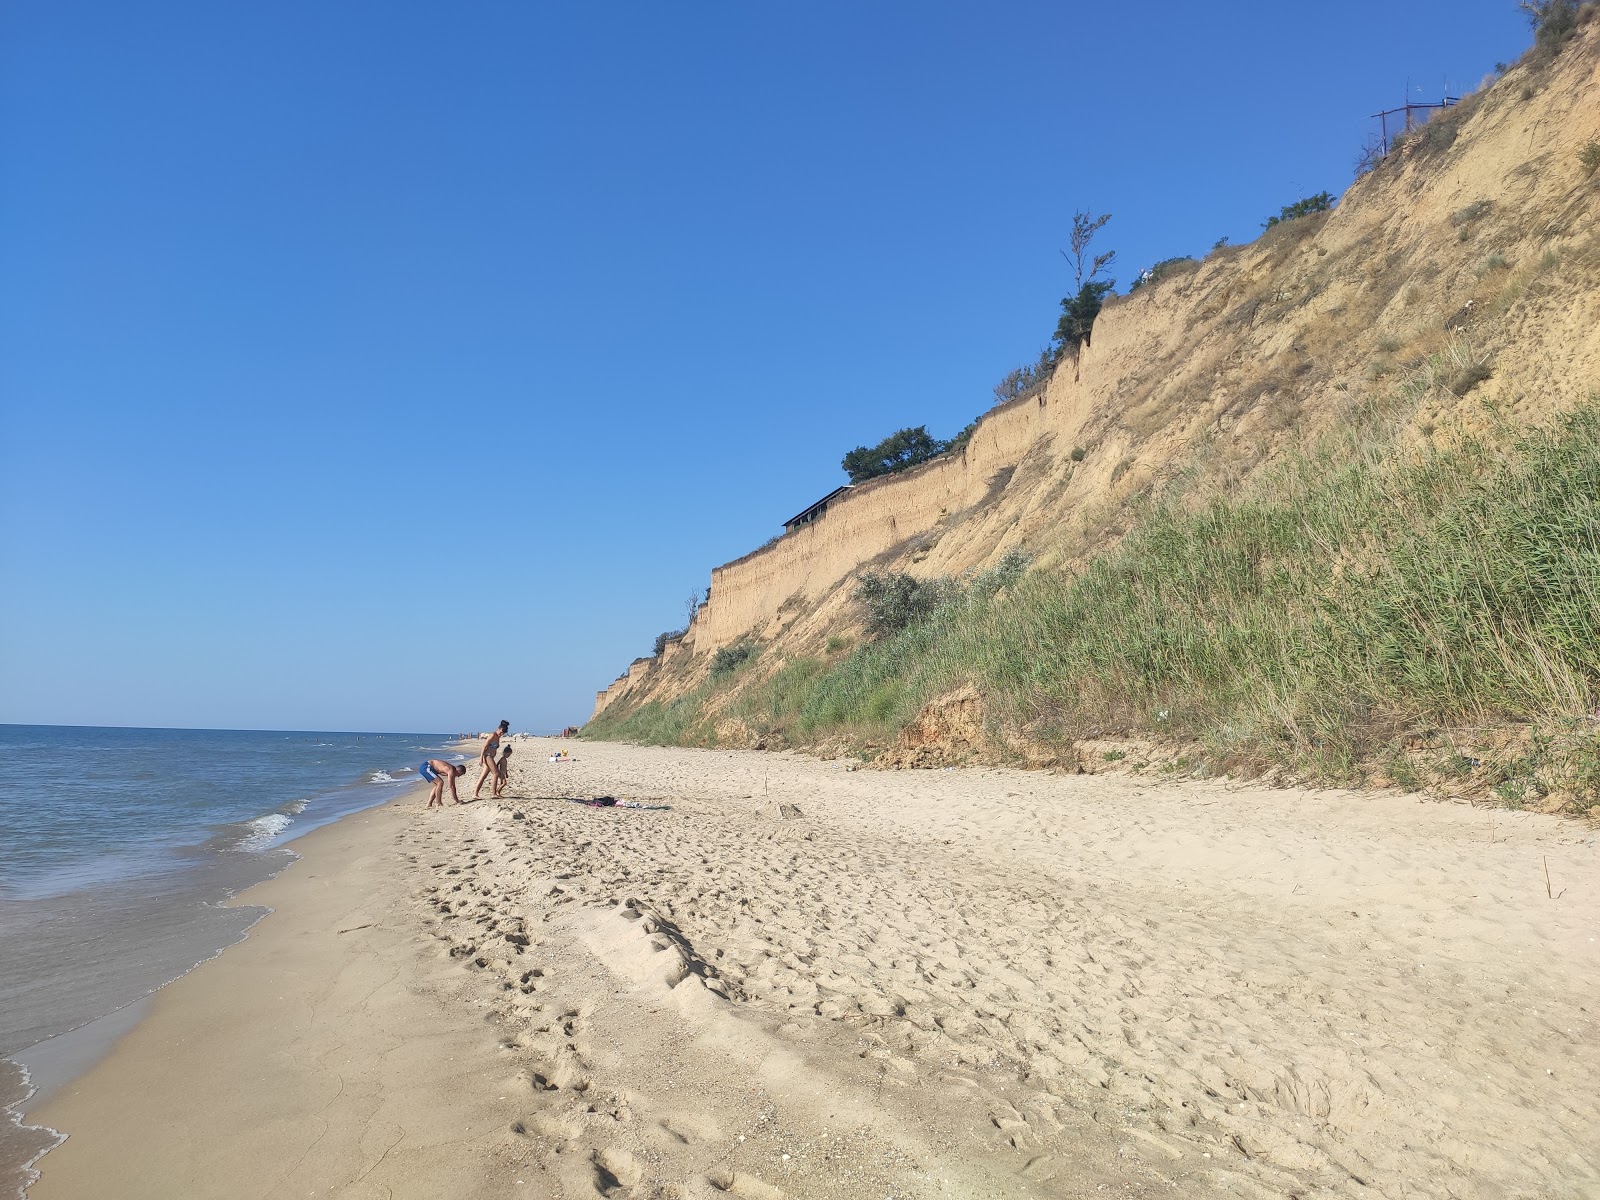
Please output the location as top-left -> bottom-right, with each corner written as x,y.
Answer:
22,739 -> 1600,1199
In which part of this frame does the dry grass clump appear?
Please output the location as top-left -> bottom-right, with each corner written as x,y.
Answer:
1399,336 -> 1495,398
1580,139 -> 1600,178
1520,0 -> 1597,64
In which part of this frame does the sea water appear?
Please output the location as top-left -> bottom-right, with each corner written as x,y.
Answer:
0,725 -> 466,1068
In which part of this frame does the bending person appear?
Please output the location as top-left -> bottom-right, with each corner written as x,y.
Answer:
474,720 -> 510,798
420,758 -> 467,807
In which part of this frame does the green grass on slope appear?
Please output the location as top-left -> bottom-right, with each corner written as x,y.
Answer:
586,403 -> 1600,807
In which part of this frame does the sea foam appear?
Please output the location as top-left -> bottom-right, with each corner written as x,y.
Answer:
231,812 -> 293,852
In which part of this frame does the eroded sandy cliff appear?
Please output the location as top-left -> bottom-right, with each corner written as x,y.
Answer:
596,23 -> 1600,720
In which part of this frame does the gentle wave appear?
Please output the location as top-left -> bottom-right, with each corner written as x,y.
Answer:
229,813 -> 293,852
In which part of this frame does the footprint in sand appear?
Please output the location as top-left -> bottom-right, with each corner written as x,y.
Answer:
516,1114 -> 580,1141
526,1058 -> 587,1092
592,1146 -> 643,1190
708,1169 -> 784,1200
657,1113 -> 722,1145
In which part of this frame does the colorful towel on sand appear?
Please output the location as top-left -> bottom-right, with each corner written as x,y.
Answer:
567,796 -> 671,811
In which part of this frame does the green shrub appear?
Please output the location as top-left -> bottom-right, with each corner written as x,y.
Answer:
1580,139 -> 1600,178
970,549 -> 1030,598
853,571 -> 961,640
1070,446 -> 1087,461
1522,0 -> 1581,59
1263,192 -> 1334,230
1129,257 -> 1198,292
710,641 -> 758,678
652,629 -> 686,657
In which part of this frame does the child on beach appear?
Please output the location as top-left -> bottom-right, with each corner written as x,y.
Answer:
492,744 -> 513,798
420,759 -> 467,807
474,720 -> 510,799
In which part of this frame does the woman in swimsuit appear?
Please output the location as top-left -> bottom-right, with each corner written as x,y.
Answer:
474,720 -> 510,798
492,743 -> 513,798
420,759 -> 467,807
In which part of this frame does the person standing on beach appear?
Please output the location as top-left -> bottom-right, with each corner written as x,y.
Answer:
474,720 -> 510,798
420,759 -> 467,807
492,743 -> 513,799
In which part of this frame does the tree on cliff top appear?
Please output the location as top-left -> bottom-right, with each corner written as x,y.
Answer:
842,426 -> 948,483
1262,191 -> 1334,230
1053,210 -> 1116,356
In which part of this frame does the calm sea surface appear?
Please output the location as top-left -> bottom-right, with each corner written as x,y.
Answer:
0,725 -> 465,1062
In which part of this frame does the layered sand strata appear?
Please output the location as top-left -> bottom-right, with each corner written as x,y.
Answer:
25,739 -> 1600,1198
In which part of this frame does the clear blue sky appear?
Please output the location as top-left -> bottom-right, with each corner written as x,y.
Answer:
0,1 -> 1528,733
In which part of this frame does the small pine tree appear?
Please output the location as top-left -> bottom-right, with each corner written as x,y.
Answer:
1263,191 -> 1334,230
1052,211 -> 1116,355
1054,281 -> 1115,352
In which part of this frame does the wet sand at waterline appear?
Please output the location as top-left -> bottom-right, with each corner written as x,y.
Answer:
23,739 -> 1599,1199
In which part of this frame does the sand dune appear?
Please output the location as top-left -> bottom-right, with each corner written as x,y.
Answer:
28,738 -> 1599,1198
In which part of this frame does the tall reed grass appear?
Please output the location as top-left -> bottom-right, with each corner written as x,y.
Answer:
586,403 -> 1600,807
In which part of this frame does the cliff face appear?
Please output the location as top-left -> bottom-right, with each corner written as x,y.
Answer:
595,22 -> 1600,721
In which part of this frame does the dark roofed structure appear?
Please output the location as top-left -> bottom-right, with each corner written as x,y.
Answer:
783,485 -> 853,534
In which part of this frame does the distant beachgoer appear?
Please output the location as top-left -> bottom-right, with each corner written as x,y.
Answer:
420,759 -> 467,807
493,744 -> 513,798
475,720 -> 510,798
